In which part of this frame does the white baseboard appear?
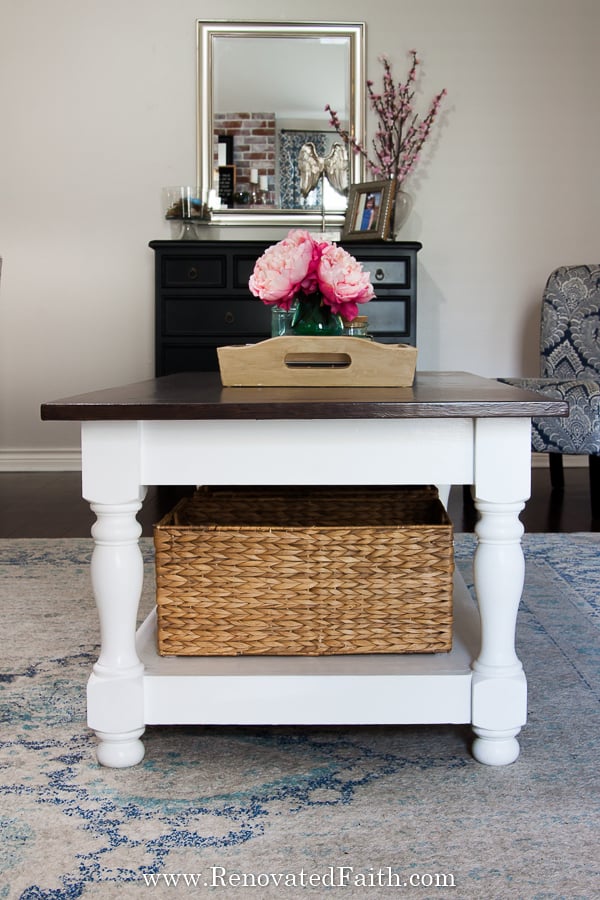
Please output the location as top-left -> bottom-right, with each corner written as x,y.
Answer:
0,449 -> 590,473
530,454 -> 587,468
0,449 -> 82,471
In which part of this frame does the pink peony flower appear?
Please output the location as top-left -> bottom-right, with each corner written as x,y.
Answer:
248,230 -> 320,311
250,230 -> 374,322
317,244 -> 375,320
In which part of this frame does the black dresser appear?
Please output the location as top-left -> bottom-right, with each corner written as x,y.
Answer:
150,240 -> 422,376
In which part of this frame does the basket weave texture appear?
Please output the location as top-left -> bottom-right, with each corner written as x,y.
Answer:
153,486 -> 454,657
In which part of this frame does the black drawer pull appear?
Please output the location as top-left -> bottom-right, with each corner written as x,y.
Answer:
187,267 -> 199,280
224,311 -> 235,325
375,268 -> 385,281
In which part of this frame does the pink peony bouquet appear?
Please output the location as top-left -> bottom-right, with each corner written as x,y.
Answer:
249,230 -> 374,322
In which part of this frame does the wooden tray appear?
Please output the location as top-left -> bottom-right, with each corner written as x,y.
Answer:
217,336 -> 417,387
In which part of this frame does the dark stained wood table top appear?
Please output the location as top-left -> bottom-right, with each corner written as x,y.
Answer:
41,371 -> 569,422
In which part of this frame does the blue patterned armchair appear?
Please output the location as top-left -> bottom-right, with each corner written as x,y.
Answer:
501,265 -> 600,517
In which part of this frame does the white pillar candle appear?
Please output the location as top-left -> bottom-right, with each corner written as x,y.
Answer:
259,175 -> 269,191
250,168 -> 259,184
218,143 -> 227,166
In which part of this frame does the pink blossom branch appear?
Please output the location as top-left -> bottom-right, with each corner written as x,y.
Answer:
326,51 -> 446,185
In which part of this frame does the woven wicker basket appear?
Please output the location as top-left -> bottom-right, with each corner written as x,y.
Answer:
153,486 -> 454,657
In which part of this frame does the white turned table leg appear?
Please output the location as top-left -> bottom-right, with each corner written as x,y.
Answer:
471,499 -> 527,765
87,499 -> 146,767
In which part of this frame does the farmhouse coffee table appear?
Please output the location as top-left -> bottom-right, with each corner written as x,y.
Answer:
41,371 -> 567,768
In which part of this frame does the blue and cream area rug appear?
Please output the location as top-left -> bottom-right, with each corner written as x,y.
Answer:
1,535 -> 599,899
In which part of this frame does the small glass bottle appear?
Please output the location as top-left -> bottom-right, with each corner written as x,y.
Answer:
342,316 -> 371,338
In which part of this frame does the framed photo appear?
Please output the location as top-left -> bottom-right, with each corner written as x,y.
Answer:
341,180 -> 396,241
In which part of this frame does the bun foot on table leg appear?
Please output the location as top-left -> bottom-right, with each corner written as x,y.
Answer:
94,728 -> 146,768
471,727 -> 521,766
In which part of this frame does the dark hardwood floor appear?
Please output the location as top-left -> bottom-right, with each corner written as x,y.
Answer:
0,468 -> 597,537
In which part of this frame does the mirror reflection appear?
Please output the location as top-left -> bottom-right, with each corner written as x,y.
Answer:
197,22 -> 365,225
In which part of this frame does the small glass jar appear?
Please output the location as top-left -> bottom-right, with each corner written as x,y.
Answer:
271,305 -> 295,336
163,186 -> 211,239
163,186 -> 211,221
342,316 -> 371,338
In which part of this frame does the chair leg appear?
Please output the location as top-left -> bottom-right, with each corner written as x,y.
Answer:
589,455 -> 600,519
549,453 -> 564,490
462,484 -> 474,506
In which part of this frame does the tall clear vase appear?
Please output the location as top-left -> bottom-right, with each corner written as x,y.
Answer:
389,186 -> 413,240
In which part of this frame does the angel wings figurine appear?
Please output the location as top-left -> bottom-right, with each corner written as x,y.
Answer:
298,142 -> 349,198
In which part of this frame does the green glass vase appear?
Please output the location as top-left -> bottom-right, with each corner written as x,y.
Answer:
289,294 -> 344,336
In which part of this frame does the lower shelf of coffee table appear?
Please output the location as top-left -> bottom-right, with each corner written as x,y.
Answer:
135,571 -> 479,726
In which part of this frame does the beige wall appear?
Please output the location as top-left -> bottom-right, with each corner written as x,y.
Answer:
0,0 -> 598,468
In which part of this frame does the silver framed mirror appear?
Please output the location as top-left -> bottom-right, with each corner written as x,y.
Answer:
197,20 -> 365,227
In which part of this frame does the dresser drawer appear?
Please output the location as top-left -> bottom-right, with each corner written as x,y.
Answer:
160,336 -> 268,374
162,297 -> 408,338
161,297 -> 271,336
366,299 -> 410,335
161,255 -> 227,288
360,259 -> 409,289
232,252 -> 269,289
